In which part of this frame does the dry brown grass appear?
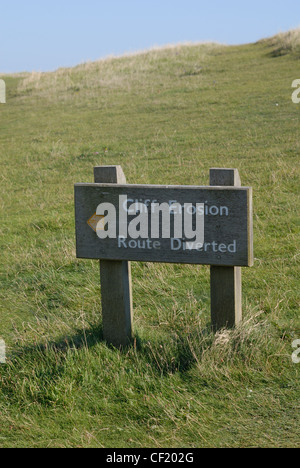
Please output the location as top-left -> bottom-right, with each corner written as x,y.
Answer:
16,42 -> 221,102
259,27 -> 300,57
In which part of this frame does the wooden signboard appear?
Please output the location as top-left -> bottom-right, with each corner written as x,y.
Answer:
75,184 -> 253,267
74,166 -> 254,346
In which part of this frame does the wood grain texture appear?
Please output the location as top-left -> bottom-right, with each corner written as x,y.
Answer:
94,166 -> 133,347
210,168 -> 244,330
210,265 -> 242,329
74,183 -> 253,267
210,168 -> 241,187
94,166 -> 127,184
100,259 -> 133,347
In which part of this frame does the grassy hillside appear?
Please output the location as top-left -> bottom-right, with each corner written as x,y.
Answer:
259,27 -> 300,58
0,32 -> 299,448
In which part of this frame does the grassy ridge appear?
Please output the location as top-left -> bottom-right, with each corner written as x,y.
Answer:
0,35 -> 299,447
259,27 -> 300,58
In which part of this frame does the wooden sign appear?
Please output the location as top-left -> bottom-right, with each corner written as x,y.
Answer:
74,166 -> 254,347
75,183 -> 253,267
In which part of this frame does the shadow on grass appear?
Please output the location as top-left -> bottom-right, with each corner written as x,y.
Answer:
262,44 -> 300,59
133,325 -> 213,375
11,323 -> 104,358
9,320 -> 213,377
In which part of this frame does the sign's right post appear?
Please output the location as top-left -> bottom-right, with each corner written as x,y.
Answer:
210,168 -> 242,330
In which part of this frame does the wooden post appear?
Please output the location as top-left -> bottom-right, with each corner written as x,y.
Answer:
94,165 -> 133,347
210,168 -> 242,330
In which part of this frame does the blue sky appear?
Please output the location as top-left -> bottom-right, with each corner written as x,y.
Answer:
1,0 -> 300,73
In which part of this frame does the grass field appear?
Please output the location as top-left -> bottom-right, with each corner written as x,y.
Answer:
0,30 -> 299,448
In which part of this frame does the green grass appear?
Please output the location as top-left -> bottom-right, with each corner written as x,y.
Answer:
0,34 -> 299,448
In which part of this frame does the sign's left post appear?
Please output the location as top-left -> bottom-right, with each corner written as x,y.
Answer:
94,165 -> 133,347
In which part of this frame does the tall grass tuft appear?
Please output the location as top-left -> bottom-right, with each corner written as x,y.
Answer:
259,27 -> 300,57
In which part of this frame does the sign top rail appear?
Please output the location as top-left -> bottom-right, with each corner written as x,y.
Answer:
75,182 -> 252,191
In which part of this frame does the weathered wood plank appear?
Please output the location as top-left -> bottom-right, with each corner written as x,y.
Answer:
74,183 -> 253,267
94,165 -> 127,184
94,166 -> 133,347
210,265 -> 242,329
210,168 -> 244,330
99,259 -> 133,347
210,167 -> 241,187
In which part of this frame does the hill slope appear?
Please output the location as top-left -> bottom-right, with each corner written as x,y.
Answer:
0,33 -> 299,448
